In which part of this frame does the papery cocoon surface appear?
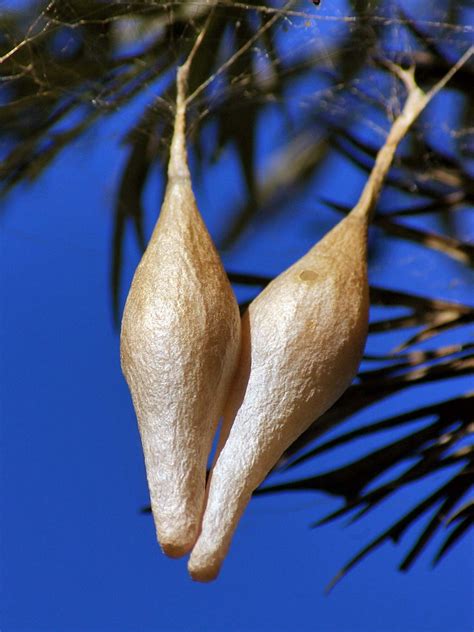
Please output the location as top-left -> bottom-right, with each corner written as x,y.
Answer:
188,211 -> 369,581
187,61 -> 456,580
120,71 -> 241,558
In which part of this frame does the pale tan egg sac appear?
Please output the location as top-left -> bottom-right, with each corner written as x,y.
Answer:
120,68 -> 241,558
187,59 -> 474,582
188,213 -> 369,581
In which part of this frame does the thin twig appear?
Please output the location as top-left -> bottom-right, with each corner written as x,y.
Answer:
168,14 -> 213,178
0,0 -> 56,65
351,45 -> 474,223
426,45 -> 474,100
177,11 -> 215,109
186,0 -> 295,106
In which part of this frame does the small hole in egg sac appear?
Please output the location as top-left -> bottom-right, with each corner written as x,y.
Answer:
299,270 -> 318,282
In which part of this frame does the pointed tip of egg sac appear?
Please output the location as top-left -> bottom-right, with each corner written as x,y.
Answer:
157,523 -> 199,559
160,539 -> 193,559
188,555 -> 222,582
152,499 -> 203,559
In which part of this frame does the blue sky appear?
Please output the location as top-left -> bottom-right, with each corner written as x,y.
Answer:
1,2 -> 474,631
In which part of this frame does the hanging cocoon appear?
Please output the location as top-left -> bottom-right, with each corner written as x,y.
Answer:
120,64 -> 241,558
188,209 -> 370,580
188,65 -> 445,582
